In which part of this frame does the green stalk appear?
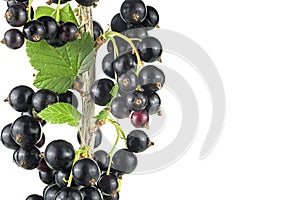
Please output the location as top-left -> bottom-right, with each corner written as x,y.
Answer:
27,0 -> 34,22
55,0 -> 61,22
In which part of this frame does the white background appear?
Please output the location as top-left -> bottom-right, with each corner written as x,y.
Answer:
1,0 -> 300,199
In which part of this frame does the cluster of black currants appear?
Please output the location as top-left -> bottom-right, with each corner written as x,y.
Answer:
92,0 -> 164,129
1,0 -> 104,49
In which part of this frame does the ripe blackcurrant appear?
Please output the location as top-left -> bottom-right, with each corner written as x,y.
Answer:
23,20 -> 46,42
93,21 -> 103,40
5,4 -> 27,27
37,158 -> 51,172
46,34 -> 66,48
97,174 -> 119,195
138,65 -> 165,92
80,186 -> 102,200
131,110 -> 149,128
125,90 -> 148,111
58,90 -> 78,108
44,140 -> 75,170
39,169 -> 55,184
75,0 -> 97,6
113,52 -> 137,76
138,37 -> 162,62
142,6 -> 159,29
118,71 -> 138,92
1,29 -> 24,49
102,53 -> 116,79
37,16 -> 59,40
77,129 -> 102,148
8,85 -> 34,112
47,0 -> 71,4
14,146 -> 41,170
90,79 -> 114,106
35,133 -> 46,148
107,37 -> 129,54
1,123 -> 19,150
120,0 -> 147,24
145,92 -> 161,115
44,184 -> 60,200
126,130 -> 152,153
94,150 -> 109,171
112,149 -> 137,174
55,187 -> 83,200
59,22 -> 79,42
32,89 -> 58,113
72,158 -> 100,186
55,169 -> 76,188
26,194 -> 43,200
124,27 -> 148,40
111,13 -> 128,33
110,97 -> 131,119
11,115 -> 42,148
103,193 -> 120,200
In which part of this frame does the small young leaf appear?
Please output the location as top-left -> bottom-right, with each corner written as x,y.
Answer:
60,4 -> 79,26
34,6 -> 56,19
26,33 -> 94,93
38,102 -> 82,127
110,84 -> 119,97
96,110 -> 110,122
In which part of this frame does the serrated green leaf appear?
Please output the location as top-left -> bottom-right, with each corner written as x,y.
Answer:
95,110 -> 110,121
60,4 -> 79,26
38,102 -> 82,127
34,6 -> 56,19
26,33 -> 94,93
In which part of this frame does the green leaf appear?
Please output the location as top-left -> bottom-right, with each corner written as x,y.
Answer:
34,6 -> 56,19
26,33 -> 94,93
96,110 -> 110,121
34,4 -> 78,26
38,102 -> 82,127
110,84 -> 119,97
60,4 -> 79,26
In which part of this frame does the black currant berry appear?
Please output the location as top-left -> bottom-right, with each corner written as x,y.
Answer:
93,21 -> 103,40
5,4 -> 27,27
138,65 -> 165,92
103,193 -> 119,200
112,149 -> 137,174
44,184 -> 60,200
138,37 -> 162,62
59,22 -> 79,42
117,71 -> 138,92
55,169 -> 77,188
142,6 -> 159,29
131,110 -> 149,128
125,90 -> 148,111
110,97 -> 131,119
26,194 -> 43,200
80,186 -> 102,200
77,129 -> 102,148
8,85 -> 34,112
126,130 -> 152,153
55,187 -> 82,200
113,52 -> 137,76
145,92 -> 161,115
1,123 -> 19,150
32,89 -> 58,113
111,13 -> 128,33
1,29 -> 24,49
37,158 -> 51,172
97,174 -> 119,195
11,115 -> 42,148
58,90 -> 78,108
124,27 -> 148,40
90,79 -> 114,106
44,140 -> 75,170
39,169 -> 56,184
120,0 -> 147,24
72,158 -> 100,186
107,37 -> 129,54
75,0 -> 96,6
102,53 -> 116,79
14,146 -> 41,170
37,16 -> 59,40
47,0 -> 71,4
23,20 -> 46,42
46,34 -> 66,48
94,150 -> 109,171
35,133 -> 45,148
